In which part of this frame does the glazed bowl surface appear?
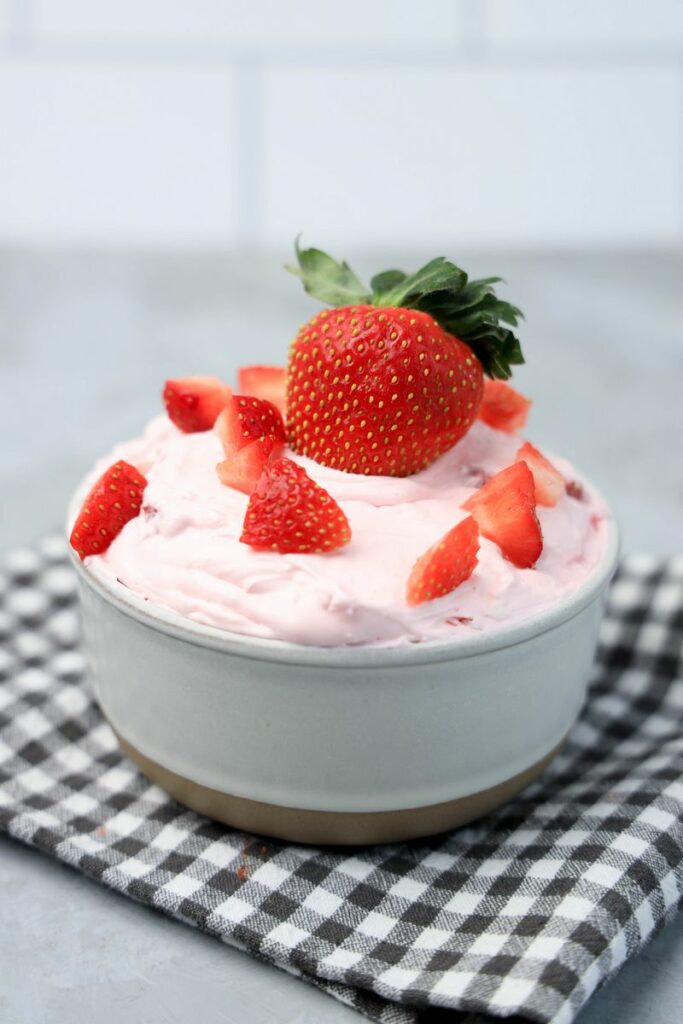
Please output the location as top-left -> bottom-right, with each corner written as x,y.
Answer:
69,488 -> 619,845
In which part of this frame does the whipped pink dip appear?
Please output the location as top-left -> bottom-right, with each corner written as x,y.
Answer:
81,416 -> 608,647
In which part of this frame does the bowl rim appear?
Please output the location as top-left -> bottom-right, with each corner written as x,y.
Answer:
68,482 -> 620,669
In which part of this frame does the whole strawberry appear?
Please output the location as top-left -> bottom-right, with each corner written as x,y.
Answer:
286,243 -> 524,477
241,458 -> 350,554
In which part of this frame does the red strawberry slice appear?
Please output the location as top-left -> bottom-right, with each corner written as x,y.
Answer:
216,436 -> 281,495
406,515 -> 479,606
238,366 -> 287,417
240,457 -> 351,553
215,395 -> 286,459
163,376 -> 232,433
477,380 -> 531,434
69,460 -> 147,560
463,460 -> 542,568
516,441 -> 565,507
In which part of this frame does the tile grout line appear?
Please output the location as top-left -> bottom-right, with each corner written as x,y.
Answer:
5,0 -> 35,51
680,61 -> 683,243
0,38 -> 681,69
459,0 -> 490,58
233,57 -> 264,247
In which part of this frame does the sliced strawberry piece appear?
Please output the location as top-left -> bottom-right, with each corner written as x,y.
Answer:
566,480 -> 585,501
238,366 -> 287,417
69,460 -> 147,560
463,461 -> 542,568
406,515 -> 479,606
216,436 -> 283,495
516,441 -> 565,507
240,457 -> 351,554
215,395 -> 286,460
163,376 -> 232,433
477,379 -> 531,434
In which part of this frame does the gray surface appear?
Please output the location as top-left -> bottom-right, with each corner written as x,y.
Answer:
1,248 -> 682,1022
2,834 -> 683,1024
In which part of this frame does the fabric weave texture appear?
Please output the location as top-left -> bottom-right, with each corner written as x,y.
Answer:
0,537 -> 682,1024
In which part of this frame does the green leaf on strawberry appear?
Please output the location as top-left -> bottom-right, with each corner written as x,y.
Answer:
287,241 -> 524,381
285,238 -> 370,307
369,269 -> 407,295
371,256 -> 467,308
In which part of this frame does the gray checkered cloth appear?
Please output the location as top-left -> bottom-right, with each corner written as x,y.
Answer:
1,538 -> 682,1024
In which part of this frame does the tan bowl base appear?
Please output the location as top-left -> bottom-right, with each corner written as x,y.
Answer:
115,730 -> 563,845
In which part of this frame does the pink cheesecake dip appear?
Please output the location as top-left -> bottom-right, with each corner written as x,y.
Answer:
77,415 -> 608,648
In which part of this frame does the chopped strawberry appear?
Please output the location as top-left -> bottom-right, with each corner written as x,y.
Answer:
566,480 -> 585,501
516,441 -> 565,507
215,395 -> 286,459
406,516 -> 479,606
215,396 -> 286,495
477,380 -> 531,434
216,436 -> 282,495
69,460 -> 147,560
463,461 -> 542,568
240,457 -> 351,553
238,366 -> 287,417
163,376 -> 232,433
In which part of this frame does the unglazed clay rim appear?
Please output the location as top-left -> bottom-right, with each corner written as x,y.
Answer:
115,730 -> 566,846
67,477 -> 620,668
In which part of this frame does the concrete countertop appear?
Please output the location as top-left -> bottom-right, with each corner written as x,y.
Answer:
0,248 -> 681,1023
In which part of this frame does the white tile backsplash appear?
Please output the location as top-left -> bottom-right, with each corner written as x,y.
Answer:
487,0 -> 683,48
0,1 -> 681,249
32,0 -> 461,49
0,61 -> 238,245
262,66 -> 680,248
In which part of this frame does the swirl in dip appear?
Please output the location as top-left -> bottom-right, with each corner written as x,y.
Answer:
77,415 -> 608,647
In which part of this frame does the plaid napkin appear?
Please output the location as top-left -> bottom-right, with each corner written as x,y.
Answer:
1,538 -> 682,1024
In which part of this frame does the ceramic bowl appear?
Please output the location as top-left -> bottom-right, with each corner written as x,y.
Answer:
68,492 -> 619,846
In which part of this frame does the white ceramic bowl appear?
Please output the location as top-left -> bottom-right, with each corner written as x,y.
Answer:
69,494 -> 618,846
